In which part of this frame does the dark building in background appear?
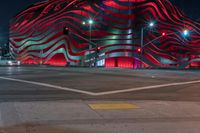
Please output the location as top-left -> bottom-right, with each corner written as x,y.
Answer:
9,0 -> 200,68
0,43 -> 9,56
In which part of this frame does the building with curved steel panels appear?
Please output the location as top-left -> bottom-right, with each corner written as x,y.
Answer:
9,0 -> 200,68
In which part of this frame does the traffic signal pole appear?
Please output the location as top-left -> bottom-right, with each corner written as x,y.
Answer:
63,27 -> 99,66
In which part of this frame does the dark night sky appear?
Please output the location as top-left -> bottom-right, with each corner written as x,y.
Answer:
0,0 -> 200,44
171,0 -> 200,20
0,0 -> 40,44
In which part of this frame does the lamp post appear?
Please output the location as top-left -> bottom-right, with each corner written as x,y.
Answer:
81,9 -> 105,67
89,20 -> 93,67
140,22 -> 155,68
82,19 -> 94,67
88,19 -> 93,43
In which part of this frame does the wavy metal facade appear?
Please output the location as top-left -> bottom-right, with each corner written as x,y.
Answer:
9,0 -> 200,68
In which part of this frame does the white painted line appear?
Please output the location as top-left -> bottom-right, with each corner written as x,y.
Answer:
0,76 -> 200,96
0,77 -> 95,96
94,80 -> 200,96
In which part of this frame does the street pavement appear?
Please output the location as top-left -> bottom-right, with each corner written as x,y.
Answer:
0,66 -> 200,101
0,66 -> 200,133
1,100 -> 200,133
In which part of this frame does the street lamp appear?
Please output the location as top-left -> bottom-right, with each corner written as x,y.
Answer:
183,29 -> 189,37
141,21 -> 155,47
88,19 -> 93,67
82,21 -> 86,25
140,21 -> 155,68
88,19 -> 93,41
82,19 -> 94,41
82,19 -> 94,67
88,19 -> 93,25
149,22 -> 155,27
81,9 -> 105,67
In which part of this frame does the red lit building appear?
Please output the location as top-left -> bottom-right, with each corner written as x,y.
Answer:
9,0 -> 200,68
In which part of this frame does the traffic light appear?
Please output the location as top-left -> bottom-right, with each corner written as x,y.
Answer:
97,47 -> 100,53
137,48 -> 141,53
162,32 -> 166,36
63,27 -> 69,35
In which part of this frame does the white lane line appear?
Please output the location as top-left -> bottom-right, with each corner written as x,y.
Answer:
0,77 -> 95,96
94,80 -> 200,96
0,76 -> 200,96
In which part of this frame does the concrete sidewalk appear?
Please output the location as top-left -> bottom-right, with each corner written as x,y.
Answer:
0,100 -> 200,133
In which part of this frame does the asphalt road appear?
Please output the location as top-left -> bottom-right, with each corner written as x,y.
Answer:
1,66 -> 200,133
0,66 -> 200,102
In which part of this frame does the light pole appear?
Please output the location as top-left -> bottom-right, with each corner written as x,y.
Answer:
82,19 -> 94,67
88,19 -> 93,43
81,9 -> 105,67
89,20 -> 93,67
140,22 -> 155,68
